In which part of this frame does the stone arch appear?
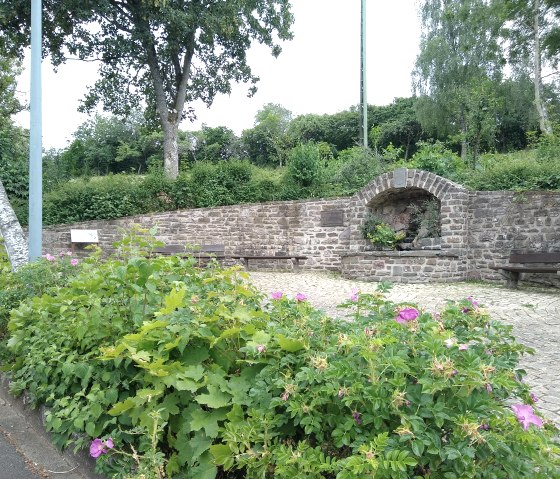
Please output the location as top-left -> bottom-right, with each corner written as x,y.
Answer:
350,169 -> 470,252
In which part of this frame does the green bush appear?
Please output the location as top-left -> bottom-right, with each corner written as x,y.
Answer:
287,142 -> 323,188
332,147 -> 383,196
403,141 -> 466,179
3,232 -> 559,478
460,153 -> 560,191
0,246 -> 82,363
188,160 -> 254,207
42,174 -> 162,225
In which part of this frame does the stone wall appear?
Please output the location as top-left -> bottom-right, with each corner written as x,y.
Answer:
467,191 -> 560,286
341,250 -> 466,283
42,197 -> 352,271
40,169 -> 560,286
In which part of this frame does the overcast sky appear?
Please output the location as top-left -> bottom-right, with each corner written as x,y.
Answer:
15,1 -> 421,150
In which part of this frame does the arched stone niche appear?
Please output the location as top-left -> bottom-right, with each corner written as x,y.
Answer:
351,168 -> 470,251
365,187 -> 441,249
342,169 -> 470,282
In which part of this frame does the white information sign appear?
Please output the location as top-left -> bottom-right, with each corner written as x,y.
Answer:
70,229 -> 99,243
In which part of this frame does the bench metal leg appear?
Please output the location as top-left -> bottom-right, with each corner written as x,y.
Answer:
501,270 -> 520,289
292,258 -> 300,272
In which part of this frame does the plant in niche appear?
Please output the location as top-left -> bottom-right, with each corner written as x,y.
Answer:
408,198 -> 441,239
360,214 -> 405,249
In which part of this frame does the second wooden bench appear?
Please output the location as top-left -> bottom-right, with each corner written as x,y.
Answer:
489,252 -> 560,289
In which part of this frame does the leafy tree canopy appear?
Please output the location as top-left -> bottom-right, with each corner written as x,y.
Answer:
0,0 -> 294,178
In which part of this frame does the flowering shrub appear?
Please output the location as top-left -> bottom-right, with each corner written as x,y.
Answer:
0,247 -> 81,362
209,292 -> 559,478
2,233 -> 559,478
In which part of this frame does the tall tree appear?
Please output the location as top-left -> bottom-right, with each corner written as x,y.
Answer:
0,0 -> 294,178
242,103 -> 292,166
414,0 -> 505,163
500,0 -> 556,135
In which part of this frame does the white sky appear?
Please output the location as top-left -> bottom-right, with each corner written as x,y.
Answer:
15,1 -> 421,150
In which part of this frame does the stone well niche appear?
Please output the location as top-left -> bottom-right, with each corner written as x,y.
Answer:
342,169 -> 470,283
366,187 -> 442,250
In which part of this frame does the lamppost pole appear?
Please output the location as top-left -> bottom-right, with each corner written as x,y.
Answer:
29,0 -> 43,261
360,0 -> 368,149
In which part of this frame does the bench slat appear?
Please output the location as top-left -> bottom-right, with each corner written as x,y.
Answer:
489,266 -> 559,273
153,244 -> 225,255
508,252 -> 560,263
230,255 -> 307,260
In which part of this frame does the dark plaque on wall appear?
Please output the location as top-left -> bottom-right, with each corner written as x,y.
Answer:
321,210 -> 344,227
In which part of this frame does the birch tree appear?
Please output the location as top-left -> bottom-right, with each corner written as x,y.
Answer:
414,0 -> 505,162
0,179 -> 28,271
501,0 -> 556,135
0,55 -> 27,270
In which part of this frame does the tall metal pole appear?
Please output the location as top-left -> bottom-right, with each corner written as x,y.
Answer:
360,0 -> 368,149
29,0 -> 43,261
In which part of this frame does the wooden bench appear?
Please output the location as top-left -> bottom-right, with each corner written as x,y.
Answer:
490,252 -> 560,289
151,244 -> 225,260
230,254 -> 308,271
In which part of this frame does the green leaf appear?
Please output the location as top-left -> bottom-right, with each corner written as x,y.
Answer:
158,287 -> 186,315
108,398 -> 136,415
195,384 -> 231,409
277,334 -> 306,352
85,421 -> 96,436
178,431 -> 213,466
187,452 -> 217,479
210,444 -> 232,467
188,407 -> 228,438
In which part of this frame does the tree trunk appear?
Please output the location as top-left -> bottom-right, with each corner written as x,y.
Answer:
534,0 -> 553,135
162,120 -> 180,179
0,179 -> 28,271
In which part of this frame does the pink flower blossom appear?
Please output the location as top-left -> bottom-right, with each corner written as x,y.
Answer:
281,392 -> 289,401
511,404 -> 543,430
458,344 -> 469,351
43,253 -> 56,261
530,392 -> 539,403
352,411 -> 362,425
462,296 -> 479,313
70,258 -> 79,266
349,288 -> 359,302
395,307 -> 419,324
89,438 -> 113,458
271,291 -> 283,300
295,293 -> 307,302
256,344 -> 266,354
485,383 -> 493,394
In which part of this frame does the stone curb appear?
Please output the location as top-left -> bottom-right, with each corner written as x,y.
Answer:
0,373 -> 104,479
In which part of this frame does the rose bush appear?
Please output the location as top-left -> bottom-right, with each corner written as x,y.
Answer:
2,232 -> 559,478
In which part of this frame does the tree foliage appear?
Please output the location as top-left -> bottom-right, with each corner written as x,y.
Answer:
0,0 -> 294,178
414,0 -> 506,163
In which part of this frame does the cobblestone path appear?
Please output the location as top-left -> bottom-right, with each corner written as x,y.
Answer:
247,271 -> 560,425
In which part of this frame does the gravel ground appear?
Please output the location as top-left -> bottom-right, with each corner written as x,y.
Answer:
247,271 -> 560,425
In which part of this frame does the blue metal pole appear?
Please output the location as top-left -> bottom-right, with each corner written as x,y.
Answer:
29,0 -> 43,261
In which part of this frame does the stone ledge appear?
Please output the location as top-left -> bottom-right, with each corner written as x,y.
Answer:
340,250 -> 459,258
